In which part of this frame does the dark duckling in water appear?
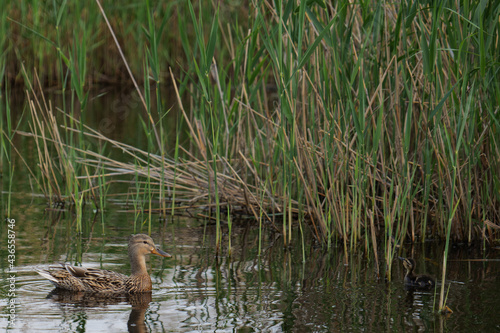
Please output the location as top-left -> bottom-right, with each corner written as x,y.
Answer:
398,257 -> 435,290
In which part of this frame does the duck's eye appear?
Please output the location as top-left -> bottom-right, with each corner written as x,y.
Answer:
143,241 -> 148,244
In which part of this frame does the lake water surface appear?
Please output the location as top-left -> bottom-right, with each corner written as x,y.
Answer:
1,90 -> 500,332
1,200 -> 500,332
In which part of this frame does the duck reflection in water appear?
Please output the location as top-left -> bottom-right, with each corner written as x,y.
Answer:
46,289 -> 152,333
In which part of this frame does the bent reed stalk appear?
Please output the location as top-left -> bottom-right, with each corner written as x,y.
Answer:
6,1 -> 500,247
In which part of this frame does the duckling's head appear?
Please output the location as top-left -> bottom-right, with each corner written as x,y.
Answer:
399,257 -> 416,272
128,234 -> 171,258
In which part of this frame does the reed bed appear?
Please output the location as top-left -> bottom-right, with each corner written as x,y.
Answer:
3,0 -> 500,250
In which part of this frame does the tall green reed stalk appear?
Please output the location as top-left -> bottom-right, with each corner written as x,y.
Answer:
438,75 -> 474,312
1,88 -> 14,217
143,0 -> 172,218
181,1 -> 223,251
0,0 -> 7,172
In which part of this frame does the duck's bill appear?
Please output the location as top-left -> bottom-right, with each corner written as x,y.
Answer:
152,247 -> 172,257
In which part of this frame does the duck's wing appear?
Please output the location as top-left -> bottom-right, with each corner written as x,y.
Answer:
36,264 -> 87,291
64,265 -> 129,292
36,264 -> 129,292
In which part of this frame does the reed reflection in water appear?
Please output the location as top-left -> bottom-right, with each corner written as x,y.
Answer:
1,217 -> 499,332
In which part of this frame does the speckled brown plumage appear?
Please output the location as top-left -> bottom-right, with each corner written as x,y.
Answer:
36,234 -> 171,293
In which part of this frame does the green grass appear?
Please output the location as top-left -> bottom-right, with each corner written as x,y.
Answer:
2,0 -> 500,253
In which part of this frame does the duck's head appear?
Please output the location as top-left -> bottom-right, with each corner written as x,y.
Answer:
128,234 -> 171,258
398,257 -> 416,271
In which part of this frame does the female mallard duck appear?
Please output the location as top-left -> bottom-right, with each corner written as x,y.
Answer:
36,234 -> 171,293
399,257 -> 435,289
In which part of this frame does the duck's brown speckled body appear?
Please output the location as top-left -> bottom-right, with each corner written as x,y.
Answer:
37,234 -> 171,293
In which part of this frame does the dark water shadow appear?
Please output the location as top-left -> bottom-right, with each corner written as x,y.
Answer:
45,289 -> 152,333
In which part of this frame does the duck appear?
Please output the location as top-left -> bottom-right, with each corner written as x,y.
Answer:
398,257 -> 435,289
36,234 -> 171,293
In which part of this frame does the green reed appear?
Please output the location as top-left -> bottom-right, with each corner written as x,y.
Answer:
144,0 -> 171,218
181,1 -> 225,250
4,0 -> 500,256
1,0 -> 12,208
1,92 -> 14,218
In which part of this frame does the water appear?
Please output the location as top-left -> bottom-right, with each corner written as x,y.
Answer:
1,205 -> 500,332
2,90 -> 500,332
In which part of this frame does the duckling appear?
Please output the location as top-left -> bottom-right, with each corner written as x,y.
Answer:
398,257 -> 435,289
